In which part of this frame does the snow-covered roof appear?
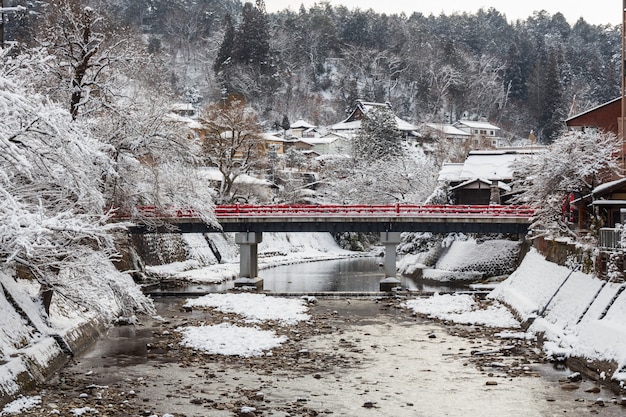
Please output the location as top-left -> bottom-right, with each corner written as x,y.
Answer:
198,167 -> 272,185
331,100 -> 417,132
395,116 -> 419,132
454,120 -> 501,131
164,112 -> 203,129
171,102 -> 194,110
592,177 -> 626,197
290,120 -> 316,129
449,178 -> 511,192
459,152 -> 522,181
437,162 -> 464,181
301,136 -> 337,145
330,120 -> 362,131
423,123 -> 471,137
439,150 -> 535,182
261,132 -> 287,142
591,199 -> 626,206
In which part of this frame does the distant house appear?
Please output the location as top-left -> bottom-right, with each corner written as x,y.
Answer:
170,102 -> 196,118
330,100 -> 418,138
453,120 -> 503,147
565,97 -> 626,231
301,132 -> 350,156
420,123 -> 471,142
290,120 -> 319,138
419,120 -> 504,148
261,133 -> 286,155
591,177 -> 626,228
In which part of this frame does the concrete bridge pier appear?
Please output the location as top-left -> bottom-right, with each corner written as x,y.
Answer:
234,232 -> 263,289
380,231 -> 402,291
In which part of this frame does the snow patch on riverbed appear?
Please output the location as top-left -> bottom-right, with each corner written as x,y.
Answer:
183,293 -> 311,325
178,293 -> 312,357
178,323 -> 287,357
403,293 -> 520,328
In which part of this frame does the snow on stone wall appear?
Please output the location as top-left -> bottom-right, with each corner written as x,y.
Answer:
0,255 -> 155,407
435,239 -> 522,277
398,237 -> 523,281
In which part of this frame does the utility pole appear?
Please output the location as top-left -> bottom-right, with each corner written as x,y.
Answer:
622,0 -> 626,173
1,0 -> 5,48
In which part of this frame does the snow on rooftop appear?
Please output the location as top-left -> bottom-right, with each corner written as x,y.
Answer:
592,177 -> 626,196
458,152 -> 524,181
437,162 -> 464,181
455,120 -> 501,130
198,167 -> 272,186
299,136 -> 337,145
394,116 -> 418,131
330,120 -> 361,131
423,123 -> 471,137
290,120 -> 316,129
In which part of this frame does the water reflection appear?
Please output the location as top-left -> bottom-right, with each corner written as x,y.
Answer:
149,257 -> 470,294
262,256 -> 465,293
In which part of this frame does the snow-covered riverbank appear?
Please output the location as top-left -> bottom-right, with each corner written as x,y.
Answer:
491,248 -> 626,388
0,254 -> 154,404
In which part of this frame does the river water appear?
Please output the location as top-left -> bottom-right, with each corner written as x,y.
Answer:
160,257 -> 464,294
261,257 -> 463,293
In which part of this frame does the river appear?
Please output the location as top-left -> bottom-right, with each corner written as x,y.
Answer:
16,258 -> 626,416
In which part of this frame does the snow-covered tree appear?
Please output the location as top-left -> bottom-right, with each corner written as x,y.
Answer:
352,106 -> 402,161
319,148 -> 437,205
198,98 -> 265,203
0,50 -> 120,278
511,130 -> 621,237
38,0 -> 141,120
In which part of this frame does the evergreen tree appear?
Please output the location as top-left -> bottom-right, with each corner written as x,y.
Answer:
353,107 -> 402,161
214,13 -> 235,74
527,53 -> 565,143
281,114 -> 290,136
233,2 -> 270,71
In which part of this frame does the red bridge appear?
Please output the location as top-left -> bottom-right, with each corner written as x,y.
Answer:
128,204 -> 534,235
125,204 -> 534,288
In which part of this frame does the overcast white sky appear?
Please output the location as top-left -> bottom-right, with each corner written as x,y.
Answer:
264,0 -> 623,26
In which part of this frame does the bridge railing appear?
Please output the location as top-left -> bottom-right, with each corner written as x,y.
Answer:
213,204 -> 535,218
117,204 -> 535,220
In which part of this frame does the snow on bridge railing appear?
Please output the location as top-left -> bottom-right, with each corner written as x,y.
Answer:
117,204 -> 535,219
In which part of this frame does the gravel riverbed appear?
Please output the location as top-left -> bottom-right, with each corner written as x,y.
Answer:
6,296 -> 626,417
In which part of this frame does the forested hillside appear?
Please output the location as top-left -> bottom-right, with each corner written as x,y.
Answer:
5,0 -> 621,142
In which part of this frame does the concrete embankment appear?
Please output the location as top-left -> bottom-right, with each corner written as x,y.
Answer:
490,248 -> 626,394
0,259 -> 153,408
